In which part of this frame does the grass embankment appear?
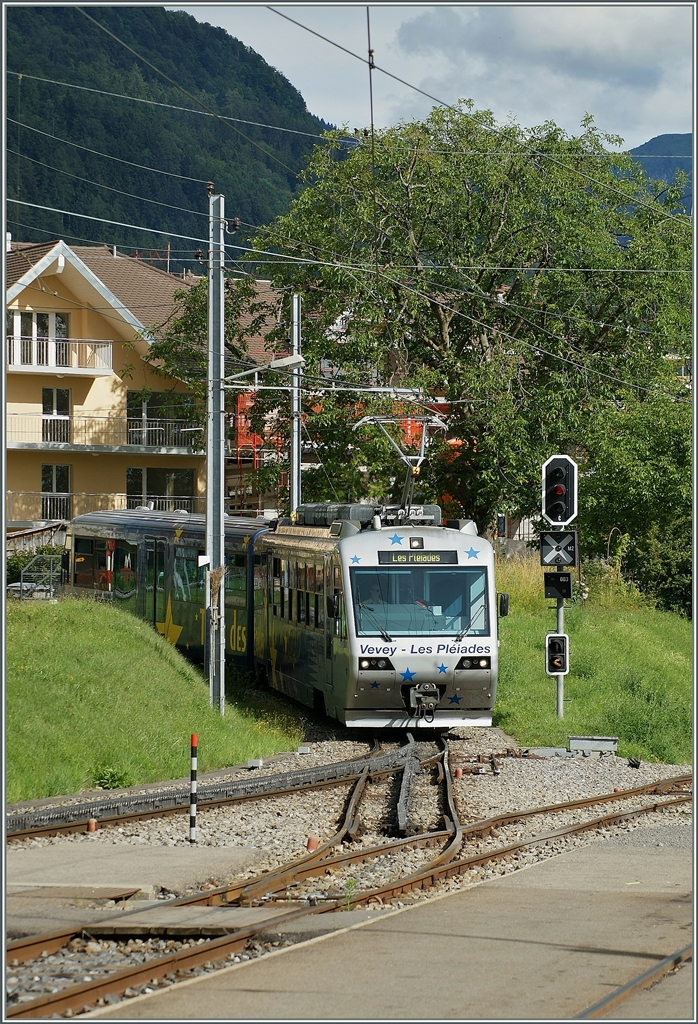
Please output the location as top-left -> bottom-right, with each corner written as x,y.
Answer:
494,556 -> 692,764
6,600 -> 304,802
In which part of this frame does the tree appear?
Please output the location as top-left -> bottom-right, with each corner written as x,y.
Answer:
247,103 -> 690,532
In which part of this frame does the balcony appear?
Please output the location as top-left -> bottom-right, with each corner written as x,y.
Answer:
5,492 -> 275,526
6,337 -> 113,376
6,414 -> 205,454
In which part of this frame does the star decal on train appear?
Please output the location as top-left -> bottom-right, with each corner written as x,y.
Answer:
350,555 -> 361,564
449,694 -> 462,704
400,667 -> 416,681
389,533 -> 403,545
370,681 -> 379,688
464,547 -> 480,559
156,597 -> 183,646
437,663 -> 447,673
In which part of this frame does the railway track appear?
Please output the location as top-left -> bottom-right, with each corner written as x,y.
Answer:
5,744 -> 691,1020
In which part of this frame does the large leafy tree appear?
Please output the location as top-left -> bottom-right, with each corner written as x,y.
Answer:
247,103 -> 690,536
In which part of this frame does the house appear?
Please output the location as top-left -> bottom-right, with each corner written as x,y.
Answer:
6,239 -> 204,531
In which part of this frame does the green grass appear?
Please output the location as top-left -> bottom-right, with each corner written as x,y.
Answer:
6,599 -> 305,802
494,556 -> 692,764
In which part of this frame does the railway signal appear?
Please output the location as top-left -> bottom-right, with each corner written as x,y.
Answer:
545,634 -> 569,676
539,530 -> 577,567
541,455 -> 578,526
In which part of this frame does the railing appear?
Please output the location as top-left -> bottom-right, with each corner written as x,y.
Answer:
6,492 -> 206,522
13,553 -> 64,600
7,414 -> 204,451
6,492 -> 275,523
6,337 -> 113,373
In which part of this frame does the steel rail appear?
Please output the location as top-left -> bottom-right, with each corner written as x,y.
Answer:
5,741 -> 404,841
346,794 -> 693,908
5,788 -> 690,1018
573,942 -> 692,1018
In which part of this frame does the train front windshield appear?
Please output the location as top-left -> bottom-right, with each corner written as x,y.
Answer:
350,567 -> 489,637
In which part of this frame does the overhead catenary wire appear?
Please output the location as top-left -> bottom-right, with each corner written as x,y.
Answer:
266,6 -> 691,229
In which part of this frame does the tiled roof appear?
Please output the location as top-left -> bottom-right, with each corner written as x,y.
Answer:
71,247 -> 189,331
6,241 -> 61,288
7,240 -> 282,357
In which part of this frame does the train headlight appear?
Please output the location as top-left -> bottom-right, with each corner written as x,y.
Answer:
455,656 -> 491,670
358,657 -> 395,671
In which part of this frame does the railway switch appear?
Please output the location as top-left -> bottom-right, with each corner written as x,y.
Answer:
545,633 -> 569,676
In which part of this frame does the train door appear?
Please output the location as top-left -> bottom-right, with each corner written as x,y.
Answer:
329,558 -> 349,710
145,538 -> 167,626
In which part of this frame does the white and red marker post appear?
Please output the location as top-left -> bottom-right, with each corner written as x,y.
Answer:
189,734 -> 197,844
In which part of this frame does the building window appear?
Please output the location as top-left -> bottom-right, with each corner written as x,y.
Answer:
42,387 -> 71,442
127,467 -> 196,511
126,390 -> 198,447
41,464 -> 71,519
7,311 -> 69,366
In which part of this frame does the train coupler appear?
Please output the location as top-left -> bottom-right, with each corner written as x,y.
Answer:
408,682 -> 441,722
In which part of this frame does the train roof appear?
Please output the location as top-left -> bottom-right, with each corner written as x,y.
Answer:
67,509 -> 270,536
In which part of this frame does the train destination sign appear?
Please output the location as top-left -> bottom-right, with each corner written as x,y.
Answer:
539,531 -> 577,567
378,550 -> 458,564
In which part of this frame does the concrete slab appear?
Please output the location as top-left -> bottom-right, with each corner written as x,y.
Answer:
87,842 -> 693,1021
601,959 -> 693,1019
6,844 -> 263,895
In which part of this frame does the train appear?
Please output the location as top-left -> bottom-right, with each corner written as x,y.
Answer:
63,502 -> 508,729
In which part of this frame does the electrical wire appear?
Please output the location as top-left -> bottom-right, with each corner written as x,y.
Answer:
9,199 -> 689,400
76,7 -> 299,176
6,70 -> 330,140
266,7 -> 691,229
8,149 -> 208,219
7,118 -> 210,183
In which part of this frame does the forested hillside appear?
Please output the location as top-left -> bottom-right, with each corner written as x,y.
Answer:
6,6 -> 332,268
630,134 -> 692,213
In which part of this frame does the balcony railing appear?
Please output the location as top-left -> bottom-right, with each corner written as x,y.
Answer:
6,492 -> 206,523
7,414 -> 205,451
7,337 -> 113,375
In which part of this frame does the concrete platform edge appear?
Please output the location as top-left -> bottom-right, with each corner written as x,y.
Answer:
81,899 -> 428,1019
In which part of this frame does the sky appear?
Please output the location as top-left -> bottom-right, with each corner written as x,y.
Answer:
166,3 -> 693,150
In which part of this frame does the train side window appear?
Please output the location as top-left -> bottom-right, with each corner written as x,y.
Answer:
283,587 -> 291,619
174,547 -> 203,604
289,562 -> 297,589
225,552 -> 247,608
315,564 -> 323,594
296,589 -> 304,623
333,566 -> 342,589
73,536 -> 94,587
273,557 -> 281,579
306,564 -> 315,592
333,593 -> 346,638
315,593 -> 324,630
114,540 -> 138,608
298,563 -> 306,592
281,559 -> 289,587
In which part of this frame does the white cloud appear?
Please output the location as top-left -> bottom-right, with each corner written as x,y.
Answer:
166,4 -> 692,148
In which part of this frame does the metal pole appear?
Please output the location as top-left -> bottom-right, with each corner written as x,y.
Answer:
556,597 -> 564,718
290,293 -> 302,515
189,733 -> 198,843
206,192 -> 226,715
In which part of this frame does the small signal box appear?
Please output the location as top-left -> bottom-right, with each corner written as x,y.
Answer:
545,634 -> 569,676
544,572 -> 573,600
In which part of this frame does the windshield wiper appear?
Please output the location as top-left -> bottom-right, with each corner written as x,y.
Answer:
455,606 -> 484,643
357,601 -> 393,642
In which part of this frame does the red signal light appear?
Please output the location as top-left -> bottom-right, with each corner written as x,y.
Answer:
554,485 -> 565,496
